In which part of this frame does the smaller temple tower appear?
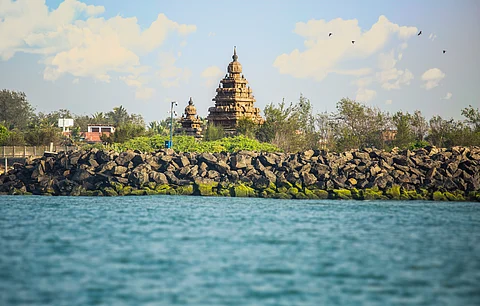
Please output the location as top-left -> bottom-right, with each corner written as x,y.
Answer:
207,47 -> 264,133
177,97 -> 203,138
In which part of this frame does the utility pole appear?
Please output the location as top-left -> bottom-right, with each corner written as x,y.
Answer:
169,101 -> 177,149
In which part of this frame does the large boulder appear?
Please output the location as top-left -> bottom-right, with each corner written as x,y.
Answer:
115,151 -> 136,166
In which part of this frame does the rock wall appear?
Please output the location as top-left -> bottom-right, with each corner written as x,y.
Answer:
1,146 -> 479,201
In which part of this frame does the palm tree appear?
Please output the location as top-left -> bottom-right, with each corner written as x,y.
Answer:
107,106 -> 129,127
91,112 -> 106,124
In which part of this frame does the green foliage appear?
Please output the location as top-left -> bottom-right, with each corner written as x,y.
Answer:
256,95 -> 323,152
408,140 -> 430,150
0,124 -> 9,145
392,111 -> 415,148
332,98 -> 389,151
0,89 -> 35,130
204,124 -> 225,141
2,129 -> 25,145
105,135 -> 280,153
24,125 -> 62,146
461,105 -> 480,132
236,117 -> 258,138
107,123 -> 146,143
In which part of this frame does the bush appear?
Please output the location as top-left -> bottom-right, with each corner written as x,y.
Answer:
104,135 -> 281,153
0,124 -> 9,145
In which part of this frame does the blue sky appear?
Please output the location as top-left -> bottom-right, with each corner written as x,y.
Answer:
0,0 -> 479,124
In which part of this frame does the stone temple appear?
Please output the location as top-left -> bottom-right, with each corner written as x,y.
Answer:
177,97 -> 203,138
207,47 -> 264,133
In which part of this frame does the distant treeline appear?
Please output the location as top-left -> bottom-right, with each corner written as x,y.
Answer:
1,89 -> 479,152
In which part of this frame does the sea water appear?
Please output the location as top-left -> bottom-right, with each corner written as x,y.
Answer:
0,196 -> 479,305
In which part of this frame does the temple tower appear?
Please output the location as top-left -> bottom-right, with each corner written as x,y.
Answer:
207,47 -> 264,133
177,97 -> 203,138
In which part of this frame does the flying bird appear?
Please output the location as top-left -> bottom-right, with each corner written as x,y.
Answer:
443,50 -> 446,54
351,40 -> 355,44
329,32 -> 332,37
418,30 -> 422,36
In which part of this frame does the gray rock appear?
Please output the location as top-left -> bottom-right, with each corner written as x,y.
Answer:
115,151 -> 135,166
230,154 -> 249,169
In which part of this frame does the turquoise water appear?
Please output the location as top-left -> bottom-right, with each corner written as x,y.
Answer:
0,196 -> 479,306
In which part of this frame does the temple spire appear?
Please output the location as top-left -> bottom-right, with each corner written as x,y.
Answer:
232,46 -> 238,62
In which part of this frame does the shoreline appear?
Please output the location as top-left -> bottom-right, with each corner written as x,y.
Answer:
1,147 -> 479,201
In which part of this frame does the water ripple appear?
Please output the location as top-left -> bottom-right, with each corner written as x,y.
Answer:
0,196 -> 479,305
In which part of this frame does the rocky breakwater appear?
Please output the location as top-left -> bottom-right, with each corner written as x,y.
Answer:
0,146 -> 479,201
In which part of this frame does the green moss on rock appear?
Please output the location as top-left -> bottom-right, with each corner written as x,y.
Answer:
103,187 -> 118,196
405,190 -> 424,200
233,184 -> 256,197
333,189 -> 352,200
363,188 -> 386,200
444,191 -> 465,201
432,191 -> 447,201
176,185 -> 194,196
194,179 -> 218,196
304,188 -> 319,199
119,186 -> 133,196
295,192 -> 308,199
385,185 -> 401,200
313,190 -> 329,199
277,186 -> 288,194
288,187 -> 299,196
350,188 -> 362,200
272,192 -> 292,199
130,189 -> 146,196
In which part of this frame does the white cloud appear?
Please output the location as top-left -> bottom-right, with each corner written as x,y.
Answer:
421,68 -> 445,90
201,65 -> 223,87
0,0 -> 196,97
377,67 -> 414,90
352,76 -> 373,88
273,15 -> 417,81
208,32 -> 216,37
72,78 -> 79,84
385,99 -> 392,105
442,92 -> 452,100
135,87 -> 155,100
156,52 -> 192,88
374,49 -> 413,90
119,74 -> 155,100
378,50 -> 397,70
331,68 -> 372,76
356,88 -> 377,102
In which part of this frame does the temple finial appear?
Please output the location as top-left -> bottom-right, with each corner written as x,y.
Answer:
232,46 -> 238,61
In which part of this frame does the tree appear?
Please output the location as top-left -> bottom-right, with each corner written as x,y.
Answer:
91,112 -> 107,124
204,124 -> 225,141
237,117 -> 257,139
332,98 -> 388,150
0,124 -> 9,145
107,105 -> 129,127
461,105 -> 480,132
0,89 -> 35,130
427,115 -> 454,147
256,99 -> 304,152
107,123 -> 146,143
392,111 -> 414,148
315,112 -> 334,150
411,110 -> 428,142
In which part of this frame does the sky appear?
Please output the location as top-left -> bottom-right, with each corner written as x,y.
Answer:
0,0 -> 479,124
